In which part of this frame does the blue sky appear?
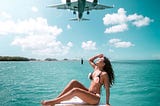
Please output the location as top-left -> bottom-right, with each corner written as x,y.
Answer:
0,0 -> 160,60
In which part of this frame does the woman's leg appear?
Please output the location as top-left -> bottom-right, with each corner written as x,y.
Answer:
57,80 -> 88,98
42,88 -> 100,106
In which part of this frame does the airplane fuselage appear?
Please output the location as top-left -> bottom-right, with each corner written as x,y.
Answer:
77,0 -> 86,20
48,0 -> 113,21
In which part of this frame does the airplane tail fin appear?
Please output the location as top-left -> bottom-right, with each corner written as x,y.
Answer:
70,18 -> 90,21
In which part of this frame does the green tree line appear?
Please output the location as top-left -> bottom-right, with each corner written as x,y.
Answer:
0,56 -> 30,61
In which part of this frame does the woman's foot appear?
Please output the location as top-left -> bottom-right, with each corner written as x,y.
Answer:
41,100 -> 56,106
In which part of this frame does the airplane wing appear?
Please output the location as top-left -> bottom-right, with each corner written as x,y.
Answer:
47,1 -> 78,11
85,1 -> 113,11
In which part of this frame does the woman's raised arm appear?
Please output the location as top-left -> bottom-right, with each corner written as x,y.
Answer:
88,54 -> 104,69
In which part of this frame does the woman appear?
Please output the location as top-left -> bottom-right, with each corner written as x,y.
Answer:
41,54 -> 115,106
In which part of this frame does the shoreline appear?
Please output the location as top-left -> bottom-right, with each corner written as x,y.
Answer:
0,56 -> 80,61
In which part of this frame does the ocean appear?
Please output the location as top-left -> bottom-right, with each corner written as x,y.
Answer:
0,60 -> 160,106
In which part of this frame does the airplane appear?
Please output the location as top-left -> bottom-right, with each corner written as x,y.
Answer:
47,0 -> 114,21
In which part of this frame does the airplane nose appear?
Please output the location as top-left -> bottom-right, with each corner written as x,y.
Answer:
78,13 -> 83,19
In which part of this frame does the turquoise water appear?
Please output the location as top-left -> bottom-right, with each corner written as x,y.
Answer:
0,60 -> 160,106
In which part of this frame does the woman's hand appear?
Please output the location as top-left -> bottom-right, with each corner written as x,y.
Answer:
97,54 -> 104,58
106,104 -> 110,106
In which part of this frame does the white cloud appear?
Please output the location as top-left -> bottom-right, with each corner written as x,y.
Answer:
81,40 -> 97,50
67,42 -> 73,47
105,24 -> 128,33
114,41 -> 134,48
127,14 -> 153,27
127,13 -> 143,21
0,17 -> 62,36
31,6 -> 38,12
0,11 -> 73,56
12,35 -> 55,50
109,38 -> 134,48
103,8 -> 153,33
103,8 -> 127,25
67,24 -> 71,29
132,17 -> 153,27
109,38 -> 121,44
0,11 -> 12,19
12,35 -> 73,56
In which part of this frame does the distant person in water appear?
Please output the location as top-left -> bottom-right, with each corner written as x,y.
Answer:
41,54 -> 115,106
81,58 -> 83,64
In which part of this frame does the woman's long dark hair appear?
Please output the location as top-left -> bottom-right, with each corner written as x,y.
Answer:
103,57 -> 115,86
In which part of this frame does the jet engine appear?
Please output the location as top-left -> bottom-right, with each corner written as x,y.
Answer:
66,0 -> 71,6
93,0 -> 98,6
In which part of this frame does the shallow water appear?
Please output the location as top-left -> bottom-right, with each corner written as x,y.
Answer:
0,60 -> 160,106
